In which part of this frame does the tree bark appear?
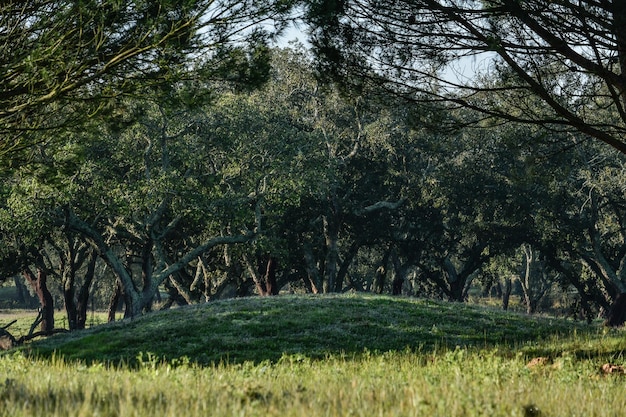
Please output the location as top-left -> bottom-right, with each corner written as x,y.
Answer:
107,281 -> 122,322
168,274 -> 194,305
519,245 -> 551,314
74,250 -> 97,329
243,253 -> 278,296
323,214 -> 340,293
63,207 -> 253,318
374,249 -> 391,294
22,267 -> 54,332
264,256 -> 279,295
303,244 -> 321,294
605,293 -> 626,327
391,249 -> 405,296
443,257 -> 464,301
502,277 -> 512,311
335,241 -> 360,293
60,237 -> 96,331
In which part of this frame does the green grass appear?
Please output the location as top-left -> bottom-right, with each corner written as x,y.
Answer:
20,294 -> 601,365
0,310 -> 110,338
0,294 -> 624,416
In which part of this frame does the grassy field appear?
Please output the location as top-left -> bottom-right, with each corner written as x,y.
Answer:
0,294 -> 625,416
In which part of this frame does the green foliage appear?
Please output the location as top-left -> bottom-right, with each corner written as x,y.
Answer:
0,0 -> 299,159
301,0 -> 626,154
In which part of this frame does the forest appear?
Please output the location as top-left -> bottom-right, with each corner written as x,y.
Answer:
2,0 -> 626,335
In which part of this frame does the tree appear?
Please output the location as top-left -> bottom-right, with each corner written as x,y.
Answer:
304,2 -> 626,321
57,84 -> 265,317
519,244 -> 553,314
0,0 -> 296,159
0,0 -> 300,319
530,138 -> 626,321
0,161 -> 60,331
199,46 -> 404,295
49,232 -> 98,330
302,0 -> 626,154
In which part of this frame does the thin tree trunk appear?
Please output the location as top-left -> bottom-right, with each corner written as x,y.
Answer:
521,245 -> 535,314
323,215 -> 340,293
264,256 -> 279,295
244,253 -> 269,296
335,241 -> 360,293
107,281 -> 122,322
502,277 -> 512,311
75,251 -> 97,330
244,254 -> 279,296
303,244 -> 321,294
374,249 -> 391,294
168,274 -> 193,305
61,241 -> 78,330
391,249 -> 405,296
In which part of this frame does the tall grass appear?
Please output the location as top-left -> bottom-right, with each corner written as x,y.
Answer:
0,294 -> 624,416
1,345 -> 625,417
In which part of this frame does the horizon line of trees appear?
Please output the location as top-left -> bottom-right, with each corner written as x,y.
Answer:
3,0 -> 626,333
2,46 -> 626,332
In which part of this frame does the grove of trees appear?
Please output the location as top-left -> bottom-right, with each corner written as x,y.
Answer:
2,0 -> 626,335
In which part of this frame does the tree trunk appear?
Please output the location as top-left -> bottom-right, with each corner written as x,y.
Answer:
519,245 -> 551,314
303,244 -> 321,294
243,253 -> 278,296
502,277 -> 512,311
323,214 -> 340,293
168,274 -> 194,304
64,205 -> 252,318
61,239 -> 78,330
335,241 -> 360,293
443,257 -> 464,302
520,245 -> 535,314
75,251 -> 97,330
374,249 -> 391,294
63,290 -> 78,330
107,281 -> 122,322
391,249 -> 405,296
22,267 -> 54,332
264,256 -> 279,295
190,256 -> 212,302
123,291 -> 137,318
605,293 -> 626,327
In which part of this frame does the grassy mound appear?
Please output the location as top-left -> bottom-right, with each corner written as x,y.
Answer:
2,294 -> 625,417
22,294 -> 606,365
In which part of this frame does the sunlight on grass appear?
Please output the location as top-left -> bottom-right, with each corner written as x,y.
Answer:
1,342 -> 626,417
23,294 -> 600,365
0,294 -> 624,416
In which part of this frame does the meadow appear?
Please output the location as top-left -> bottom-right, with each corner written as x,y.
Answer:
0,294 -> 625,417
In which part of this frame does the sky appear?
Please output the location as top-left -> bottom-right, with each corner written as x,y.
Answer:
270,20 -> 486,86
